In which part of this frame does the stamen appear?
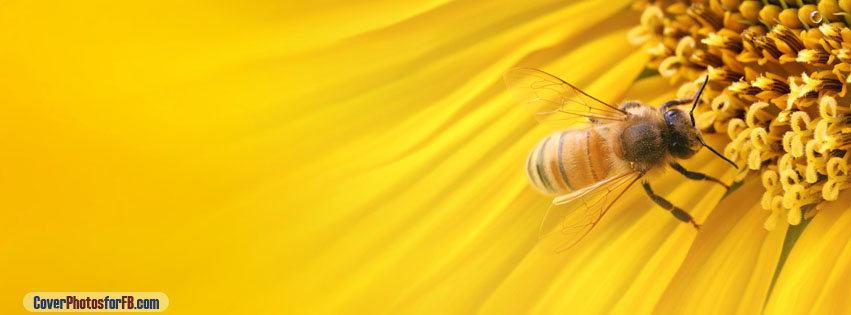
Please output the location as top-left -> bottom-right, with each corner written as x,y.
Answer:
728,80 -> 761,96
832,48 -> 851,62
708,66 -> 745,82
797,49 -> 832,65
690,50 -> 724,67
702,31 -> 744,53
754,35 -> 784,61
769,24 -> 806,53
687,2 -> 723,29
752,74 -> 790,94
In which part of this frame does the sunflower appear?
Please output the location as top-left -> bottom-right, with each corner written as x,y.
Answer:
282,0 -> 851,311
288,0 -> 851,314
2,0 -> 850,314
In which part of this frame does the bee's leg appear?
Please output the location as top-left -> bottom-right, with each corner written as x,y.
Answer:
669,162 -> 730,190
642,181 -> 700,229
660,98 -> 692,111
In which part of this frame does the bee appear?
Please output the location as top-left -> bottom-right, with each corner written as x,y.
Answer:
504,68 -> 738,251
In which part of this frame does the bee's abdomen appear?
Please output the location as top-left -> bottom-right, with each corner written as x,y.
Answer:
525,129 -> 612,195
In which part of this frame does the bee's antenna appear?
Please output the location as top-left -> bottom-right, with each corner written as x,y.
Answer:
689,75 -> 736,169
689,75 -> 710,127
698,137 -> 738,169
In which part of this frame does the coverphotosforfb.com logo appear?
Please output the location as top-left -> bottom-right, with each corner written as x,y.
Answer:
24,292 -> 169,312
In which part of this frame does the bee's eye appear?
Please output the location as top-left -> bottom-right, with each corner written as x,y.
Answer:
664,109 -> 685,125
664,110 -> 674,120
665,109 -> 700,159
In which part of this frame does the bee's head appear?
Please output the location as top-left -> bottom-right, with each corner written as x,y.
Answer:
664,75 -> 738,169
665,108 -> 702,159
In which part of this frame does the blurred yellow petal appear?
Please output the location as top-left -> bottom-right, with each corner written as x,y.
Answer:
279,4 -> 649,313
764,192 -> 851,314
0,2 -> 326,313
282,0 -> 639,165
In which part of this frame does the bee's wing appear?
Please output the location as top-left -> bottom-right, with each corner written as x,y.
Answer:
504,68 -> 629,127
538,172 -> 643,252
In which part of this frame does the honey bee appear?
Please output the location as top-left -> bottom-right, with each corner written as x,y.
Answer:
504,68 -> 738,251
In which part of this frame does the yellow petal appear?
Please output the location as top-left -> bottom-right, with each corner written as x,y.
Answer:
764,192 -> 851,314
623,74 -> 678,104
653,177 -> 788,314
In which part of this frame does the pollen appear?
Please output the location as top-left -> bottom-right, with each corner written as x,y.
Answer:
630,0 -> 851,230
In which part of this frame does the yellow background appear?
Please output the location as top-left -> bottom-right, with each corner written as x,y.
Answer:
0,0 -> 654,314
0,1 -> 340,313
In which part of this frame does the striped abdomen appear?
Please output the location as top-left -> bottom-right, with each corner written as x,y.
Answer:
525,128 -> 615,195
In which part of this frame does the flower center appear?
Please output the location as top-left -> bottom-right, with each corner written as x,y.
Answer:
629,0 -> 851,230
